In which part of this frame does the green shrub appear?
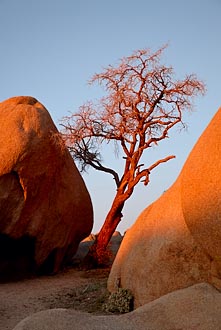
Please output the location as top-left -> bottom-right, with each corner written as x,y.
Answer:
102,288 -> 134,313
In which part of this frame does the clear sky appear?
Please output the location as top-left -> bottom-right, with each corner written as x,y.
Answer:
1,0 -> 220,233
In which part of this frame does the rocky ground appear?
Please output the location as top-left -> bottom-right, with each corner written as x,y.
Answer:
0,266 -> 111,330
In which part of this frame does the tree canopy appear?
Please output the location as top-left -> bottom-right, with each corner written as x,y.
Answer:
61,45 -> 205,266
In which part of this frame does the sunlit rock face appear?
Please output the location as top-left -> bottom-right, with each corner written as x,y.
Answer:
0,96 -> 93,280
181,108 -> 221,286
108,107 -> 221,307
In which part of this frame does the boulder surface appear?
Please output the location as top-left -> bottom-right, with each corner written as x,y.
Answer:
13,283 -> 221,330
108,107 -> 221,306
181,107 -> 221,284
0,96 -> 93,279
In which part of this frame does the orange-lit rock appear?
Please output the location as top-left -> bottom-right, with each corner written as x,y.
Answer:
181,108 -> 221,284
0,96 -> 93,279
108,107 -> 221,307
108,178 -> 211,307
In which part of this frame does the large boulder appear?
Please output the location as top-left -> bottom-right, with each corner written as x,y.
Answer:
108,178 -> 211,306
13,283 -> 221,330
108,107 -> 221,307
181,107 -> 221,284
0,96 -> 93,279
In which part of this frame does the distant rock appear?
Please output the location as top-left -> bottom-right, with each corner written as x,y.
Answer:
13,283 -> 221,330
108,231 -> 123,261
72,231 -> 123,265
108,107 -> 221,307
0,96 -> 93,279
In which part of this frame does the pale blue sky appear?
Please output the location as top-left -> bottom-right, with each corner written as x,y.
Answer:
1,0 -> 220,233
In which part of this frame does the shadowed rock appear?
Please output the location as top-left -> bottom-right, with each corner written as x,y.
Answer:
108,107 -> 221,307
72,231 -> 123,266
13,283 -> 221,330
0,96 -> 93,279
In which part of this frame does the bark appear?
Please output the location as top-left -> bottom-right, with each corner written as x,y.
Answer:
83,196 -> 125,268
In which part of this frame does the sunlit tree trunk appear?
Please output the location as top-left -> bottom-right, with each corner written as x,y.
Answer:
84,194 -> 125,267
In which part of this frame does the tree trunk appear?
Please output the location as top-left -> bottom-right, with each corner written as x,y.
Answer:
83,196 -> 125,268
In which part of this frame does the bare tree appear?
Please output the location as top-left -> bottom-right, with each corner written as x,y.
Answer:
61,45 -> 205,267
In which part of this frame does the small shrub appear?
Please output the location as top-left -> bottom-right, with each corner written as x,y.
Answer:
102,288 -> 134,313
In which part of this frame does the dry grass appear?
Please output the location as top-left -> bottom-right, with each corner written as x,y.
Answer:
32,267 -> 111,315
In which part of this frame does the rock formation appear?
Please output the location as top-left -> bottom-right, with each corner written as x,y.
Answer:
108,107 -> 221,307
0,96 -> 93,279
13,283 -> 221,330
181,107 -> 221,286
72,231 -> 123,265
